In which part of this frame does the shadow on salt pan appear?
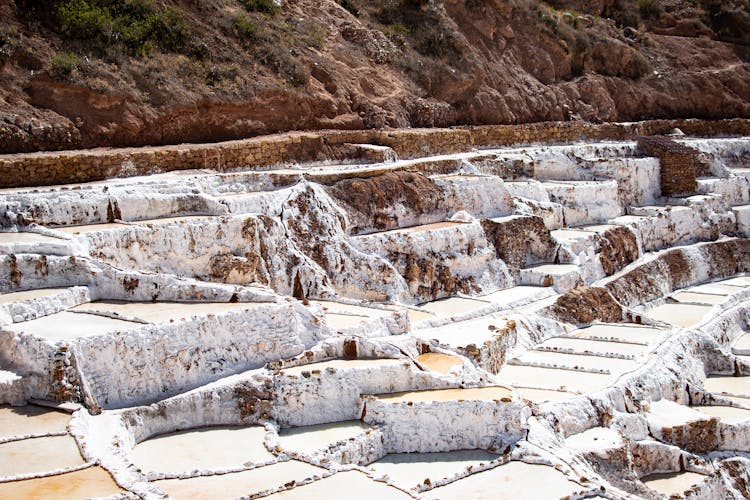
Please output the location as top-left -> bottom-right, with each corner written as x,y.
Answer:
0,404 -> 70,438
0,288 -> 70,305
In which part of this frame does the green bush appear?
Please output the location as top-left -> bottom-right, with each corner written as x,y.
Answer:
637,0 -> 663,20
232,15 -> 258,40
52,0 -> 189,55
242,0 -> 279,16
50,51 -> 80,77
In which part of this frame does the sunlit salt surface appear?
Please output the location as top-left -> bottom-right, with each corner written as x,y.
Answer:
704,376 -> 750,398
368,450 -> 499,490
263,470 -> 410,499
155,460 -> 325,500
134,215 -> 214,225
71,300 -> 262,324
0,232 -> 63,244
537,337 -> 648,357
280,359 -> 404,377
54,223 -> 131,234
645,303 -> 713,327
0,405 -> 70,438
717,277 -> 750,288
5,311 -> 140,340
497,365 -> 612,393
515,387 -> 576,403
671,291 -> 727,305
376,386 -> 512,403
0,466 -> 124,499
565,427 -> 623,453
641,471 -> 707,496
689,283 -> 745,296
381,221 -> 467,234
324,313 -> 371,329
419,297 -> 491,317
514,351 -> 638,373
132,426 -> 273,474
424,460 -> 582,499
733,334 -> 750,353
692,405 -> 750,424
278,421 -> 371,454
570,323 -> 663,344
417,353 -> 463,374
418,316 -> 508,348
0,288 -> 70,305
0,434 -> 84,476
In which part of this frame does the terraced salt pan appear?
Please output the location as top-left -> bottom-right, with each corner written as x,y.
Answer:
571,323 -> 663,344
645,303 -> 714,327
368,450 -> 499,490
704,376 -> 750,398
565,427 -> 623,453
424,460 -> 582,499
132,426 -> 272,474
689,283 -> 746,296
0,434 -> 84,476
418,296 -> 491,317
378,221 -> 467,234
514,350 -> 638,373
278,421 -> 371,454
4,311 -> 140,340
733,334 -> 750,354
477,286 -> 555,307
417,316 -> 507,349
375,386 -> 511,403
417,353 -> 463,374
718,277 -> 750,287
155,460 -> 325,500
0,288 -> 71,305
516,387 -> 576,403
0,466 -> 124,499
135,215 -> 215,225
0,232 -> 63,244
71,300 -> 263,324
497,365 -> 612,393
692,405 -> 750,424
641,471 -> 708,496
671,291 -> 727,305
308,300 -> 395,329
54,222 -> 131,234
264,470 -> 410,499
537,337 -> 648,357
280,358 -> 405,377
0,405 -> 70,437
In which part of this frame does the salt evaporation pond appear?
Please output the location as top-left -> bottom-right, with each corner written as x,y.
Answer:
0,466 -> 124,499
278,421 -> 371,454
641,471 -> 708,496
368,450 -> 499,489
132,425 -> 272,474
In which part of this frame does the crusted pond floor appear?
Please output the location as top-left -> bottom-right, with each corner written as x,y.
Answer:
2,134 -> 750,498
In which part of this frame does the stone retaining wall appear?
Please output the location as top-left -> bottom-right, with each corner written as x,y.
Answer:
1,119 -> 749,188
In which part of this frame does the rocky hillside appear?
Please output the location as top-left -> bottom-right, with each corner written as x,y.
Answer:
0,0 -> 749,153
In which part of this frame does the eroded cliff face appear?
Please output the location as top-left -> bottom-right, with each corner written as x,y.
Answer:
1,0 -> 749,153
